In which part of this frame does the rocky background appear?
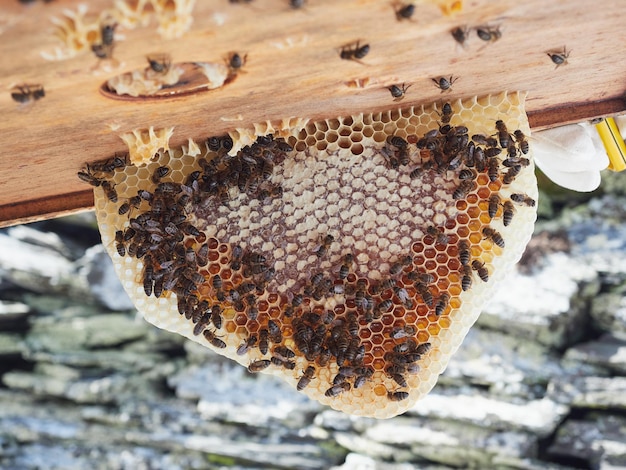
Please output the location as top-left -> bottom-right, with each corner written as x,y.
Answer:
1,171 -> 626,470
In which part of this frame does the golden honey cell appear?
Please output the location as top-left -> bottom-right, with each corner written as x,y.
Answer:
90,92 -> 537,419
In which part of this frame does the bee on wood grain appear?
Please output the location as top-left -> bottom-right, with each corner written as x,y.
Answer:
339,41 -> 370,62
472,260 -> 489,282
547,46 -> 570,68
476,25 -> 502,43
388,83 -> 412,102
10,84 -> 45,103
511,193 -> 536,206
394,3 -> 415,21
77,165 -> 103,187
226,52 -> 248,73
147,53 -> 172,74
451,25 -> 470,48
432,75 -> 458,93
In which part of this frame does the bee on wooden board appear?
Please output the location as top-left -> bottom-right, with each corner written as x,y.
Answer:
77,165 -> 103,187
450,25 -> 470,48
10,83 -> 45,103
226,52 -> 248,73
476,25 -> 502,43
394,3 -> 415,21
547,46 -> 570,68
147,53 -> 172,74
339,40 -> 370,62
388,83 -> 412,102
432,75 -> 458,93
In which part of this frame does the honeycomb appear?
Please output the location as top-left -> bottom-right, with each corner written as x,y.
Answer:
87,92 -> 537,419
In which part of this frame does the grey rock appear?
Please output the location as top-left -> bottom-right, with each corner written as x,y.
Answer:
6,225 -> 75,260
547,376 -> 626,409
0,232 -> 78,295
441,328 -> 604,397
0,333 -> 23,357
330,452 -> 431,470
25,312 -> 149,352
547,414 -> 626,469
590,291 -> 626,341
407,392 -> 569,437
332,433 -> 417,464
364,417 -> 537,468
76,245 -> 134,311
0,300 -> 31,325
480,252 -> 598,348
563,335 -> 626,374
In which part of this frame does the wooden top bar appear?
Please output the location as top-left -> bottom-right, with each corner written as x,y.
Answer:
1,0 -> 625,228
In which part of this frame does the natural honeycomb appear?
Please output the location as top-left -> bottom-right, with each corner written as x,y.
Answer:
87,92 -> 537,419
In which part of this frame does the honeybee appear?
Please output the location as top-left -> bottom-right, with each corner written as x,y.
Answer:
267,319 -> 282,343
289,0 -> 306,8
432,75 -> 458,93
10,84 -> 45,103
427,226 -> 449,245
461,265 -> 473,291
435,293 -> 450,316
114,230 -> 126,256
510,193 -> 536,207
514,129 -> 529,154
547,46 -> 570,68
147,53 -> 172,74
314,234 -> 334,258
77,165 -> 102,187
416,283 -> 433,306
338,253 -> 353,280
394,3 -> 415,20
101,181 -> 118,203
325,382 -> 351,397
203,329 -> 226,348
502,200 -> 515,226
237,335 -> 257,355
388,83 -> 412,101
259,328 -> 269,354
440,102 -> 453,124
476,25 -> 502,43
495,120 -> 511,149
387,390 -> 409,401
488,194 -> 500,219
227,52 -> 248,73
152,166 -> 170,183
451,25 -> 470,48
390,325 -> 417,339
339,41 -> 370,61
453,180 -> 475,200
211,305 -> 223,329
248,359 -> 271,373
271,356 -> 295,369
502,165 -> 521,184
415,342 -> 432,355
472,260 -> 489,282
483,227 -> 505,248
230,245 -> 243,270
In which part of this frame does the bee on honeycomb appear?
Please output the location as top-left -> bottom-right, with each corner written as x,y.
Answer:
85,92 -> 537,419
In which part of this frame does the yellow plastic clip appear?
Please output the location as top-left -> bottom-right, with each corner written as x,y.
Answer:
595,117 -> 626,172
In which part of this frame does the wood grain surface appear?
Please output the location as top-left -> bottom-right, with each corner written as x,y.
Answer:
1,0 -> 625,227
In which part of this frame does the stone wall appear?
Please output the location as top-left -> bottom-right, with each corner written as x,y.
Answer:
1,173 -> 625,469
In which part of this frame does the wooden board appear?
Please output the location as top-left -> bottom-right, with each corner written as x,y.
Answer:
1,0 -> 625,227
